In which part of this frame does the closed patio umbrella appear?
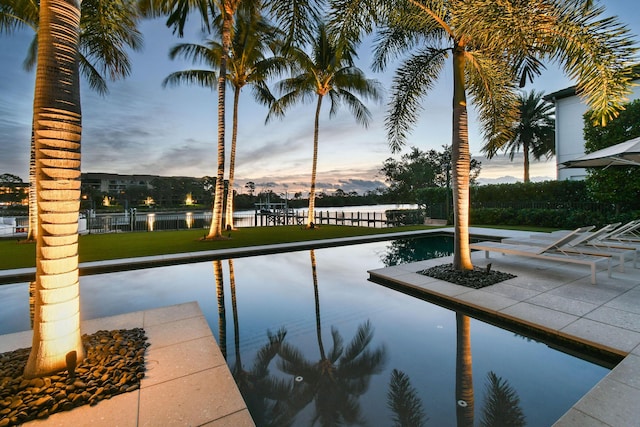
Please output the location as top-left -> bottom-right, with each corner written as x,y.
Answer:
562,137 -> 640,168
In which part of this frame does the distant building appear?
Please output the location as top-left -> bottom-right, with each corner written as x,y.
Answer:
81,172 -> 211,207
0,180 -> 28,207
546,76 -> 640,180
82,172 -> 159,193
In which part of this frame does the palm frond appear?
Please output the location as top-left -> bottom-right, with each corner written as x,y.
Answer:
544,1 -> 637,125
386,47 -> 447,152
79,0 -> 143,80
162,69 -> 218,89
0,0 -> 38,32
465,51 -> 520,156
266,0 -> 322,49
372,25 -> 421,72
250,80 -> 276,107
326,0 -> 379,47
22,33 -> 37,71
168,42 -> 221,68
339,90 -> 373,127
79,55 -> 109,95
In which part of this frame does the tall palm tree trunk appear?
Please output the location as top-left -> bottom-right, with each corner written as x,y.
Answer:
25,0 -> 85,378
451,47 -> 473,271
310,250 -> 326,360
225,88 -> 241,230
207,8 -> 234,239
455,313 -> 474,427
214,260 -> 227,359
207,66 -> 227,239
307,95 -> 323,228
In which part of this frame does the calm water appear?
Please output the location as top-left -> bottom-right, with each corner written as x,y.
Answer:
1,236 -> 609,426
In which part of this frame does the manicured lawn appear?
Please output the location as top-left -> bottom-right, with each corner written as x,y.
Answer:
0,225 -> 430,270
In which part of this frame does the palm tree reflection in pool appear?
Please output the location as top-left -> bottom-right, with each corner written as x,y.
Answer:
387,369 -> 428,426
215,259 -> 294,426
275,250 -> 388,425
215,254 -> 524,425
213,260 -> 227,359
387,315 -> 525,427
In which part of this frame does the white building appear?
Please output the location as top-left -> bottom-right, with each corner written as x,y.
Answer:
545,81 -> 640,180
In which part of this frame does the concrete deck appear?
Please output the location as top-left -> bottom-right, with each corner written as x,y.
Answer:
0,302 -> 255,427
2,227 -> 639,426
369,227 -> 640,427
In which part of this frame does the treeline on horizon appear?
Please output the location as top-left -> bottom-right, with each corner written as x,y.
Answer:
3,173 -> 636,212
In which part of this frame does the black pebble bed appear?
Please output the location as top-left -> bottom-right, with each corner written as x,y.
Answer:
0,328 -> 149,427
418,263 -> 517,288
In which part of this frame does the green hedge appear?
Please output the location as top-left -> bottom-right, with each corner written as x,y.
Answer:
414,180 -> 639,228
470,207 -> 638,228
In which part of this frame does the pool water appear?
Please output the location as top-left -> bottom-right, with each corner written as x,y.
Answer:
1,236 -> 610,426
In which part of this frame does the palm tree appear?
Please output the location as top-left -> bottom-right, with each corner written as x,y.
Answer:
483,90 -> 555,183
10,0 -> 142,379
163,11 -> 284,231
0,0 -> 142,376
140,0 -> 321,237
330,0 -> 636,270
266,23 -> 382,228
1,0 -> 143,242
141,0 -> 242,239
23,0 -> 85,378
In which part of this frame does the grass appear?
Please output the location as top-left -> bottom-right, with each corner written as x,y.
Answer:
0,225 -> 430,271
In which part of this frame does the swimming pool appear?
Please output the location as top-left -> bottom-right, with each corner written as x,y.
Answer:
0,236 -> 610,426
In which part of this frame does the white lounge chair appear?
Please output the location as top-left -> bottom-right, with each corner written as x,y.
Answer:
605,220 -> 640,243
503,224 -> 637,272
470,228 -> 612,285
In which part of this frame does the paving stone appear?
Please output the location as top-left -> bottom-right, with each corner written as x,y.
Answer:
606,353 -> 640,389
500,302 -> 579,331
553,408 -> 610,427
572,377 -> 640,427
138,366 -> 247,427
561,318 -> 640,353
526,292 -> 599,317
142,335 -> 226,388
585,306 -> 640,333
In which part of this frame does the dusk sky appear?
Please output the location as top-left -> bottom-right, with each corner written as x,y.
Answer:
1,1 -> 638,195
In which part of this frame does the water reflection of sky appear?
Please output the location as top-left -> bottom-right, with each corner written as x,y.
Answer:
1,236 -> 610,426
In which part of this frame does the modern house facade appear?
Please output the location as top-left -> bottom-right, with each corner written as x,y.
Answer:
545,79 -> 640,180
